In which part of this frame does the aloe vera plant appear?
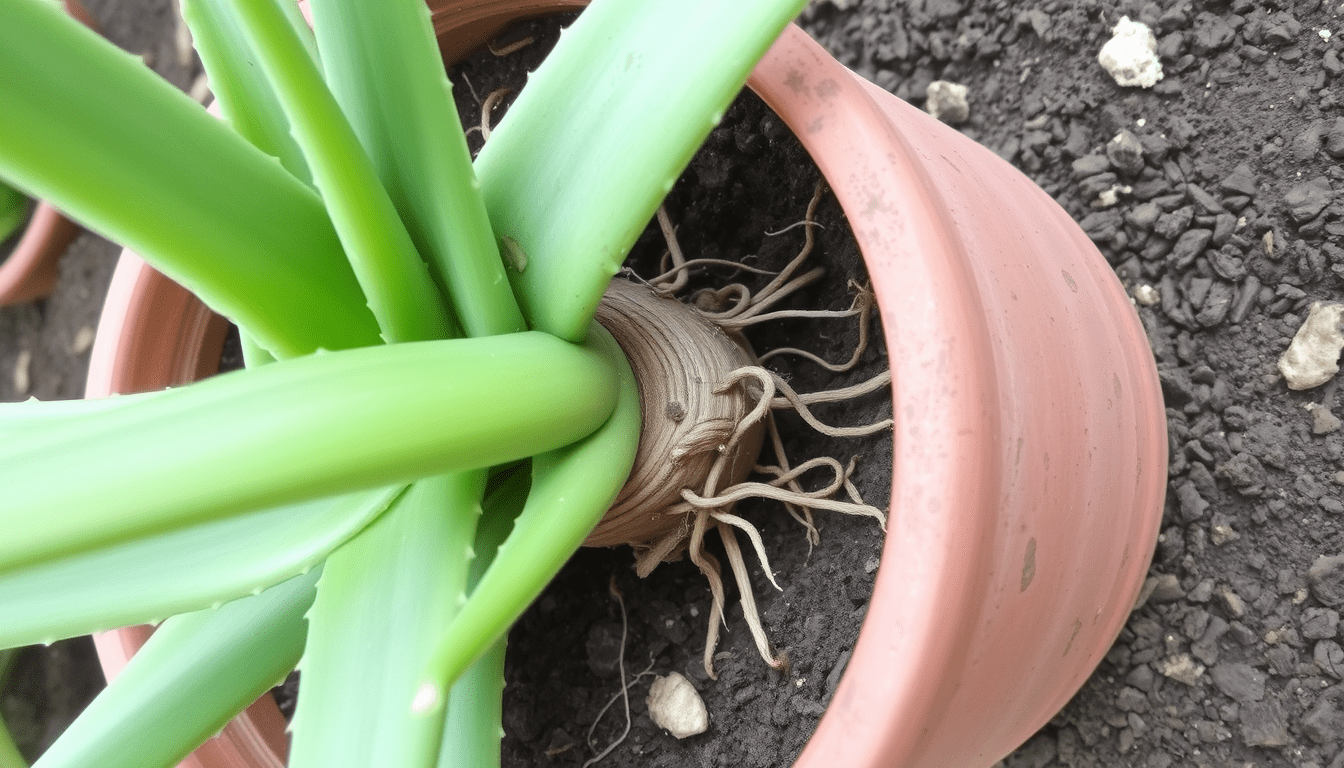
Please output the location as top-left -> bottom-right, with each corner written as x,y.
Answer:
0,0 -> 807,765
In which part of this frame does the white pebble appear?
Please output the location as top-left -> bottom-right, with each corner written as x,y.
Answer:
924,81 -> 969,125
646,672 -> 708,739
13,349 -> 31,395
1279,301 -> 1344,390
1097,17 -> 1164,88
1133,284 -> 1160,306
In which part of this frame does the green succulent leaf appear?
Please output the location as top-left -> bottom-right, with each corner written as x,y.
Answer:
289,473 -> 483,768
220,0 -> 458,343
310,0 -> 525,338
414,322 -> 641,763
477,0 -> 807,342
181,0 -> 314,184
0,181 -> 27,244
0,485 -> 403,648
0,332 -> 617,573
0,649 -> 25,768
33,568 -> 318,768
438,469 -> 529,768
0,0 -> 380,357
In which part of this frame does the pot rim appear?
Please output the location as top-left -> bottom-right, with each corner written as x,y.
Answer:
0,202 -> 78,305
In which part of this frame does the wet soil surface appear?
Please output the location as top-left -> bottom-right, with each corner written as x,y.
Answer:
8,0 -> 1344,767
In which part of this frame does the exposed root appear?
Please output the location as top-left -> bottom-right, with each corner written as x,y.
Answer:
756,281 -> 874,372
652,206 -> 689,296
764,219 -> 826,237
464,86 -> 513,142
488,34 -> 534,57
717,518 -> 785,671
581,577 -> 647,768
597,181 -> 891,680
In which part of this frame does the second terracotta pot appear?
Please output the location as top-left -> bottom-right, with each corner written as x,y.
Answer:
87,4 -> 1167,768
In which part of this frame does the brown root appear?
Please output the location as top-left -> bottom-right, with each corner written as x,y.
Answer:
589,181 -> 890,679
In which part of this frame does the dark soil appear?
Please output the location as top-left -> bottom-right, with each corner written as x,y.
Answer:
11,0 -> 1344,767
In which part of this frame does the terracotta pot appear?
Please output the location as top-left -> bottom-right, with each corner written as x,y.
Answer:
0,0 -> 95,306
86,4 -> 1167,767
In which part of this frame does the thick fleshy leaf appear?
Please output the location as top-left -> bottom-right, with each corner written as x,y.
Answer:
0,485 -> 402,647
0,332 -> 617,572
33,569 -> 318,768
310,0 -> 524,337
477,0 -> 807,342
0,0 -> 379,357
289,473 -> 483,768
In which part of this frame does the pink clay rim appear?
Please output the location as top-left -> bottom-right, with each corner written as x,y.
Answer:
0,203 -> 78,305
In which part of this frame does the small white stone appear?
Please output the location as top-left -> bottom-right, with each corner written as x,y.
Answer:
13,349 -> 31,395
1091,184 -> 1132,209
70,325 -> 97,356
646,672 -> 708,739
1097,17 -> 1164,88
925,81 -> 970,125
1157,654 -> 1204,686
1210,522 -> 1239,546
1133,284 -> 1160,306
1278,301 -> 1344,390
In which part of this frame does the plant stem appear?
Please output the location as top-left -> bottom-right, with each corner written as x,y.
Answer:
309,0 -> 526,338
289,473 -> 483,768
0,0 -> 380,357
32,569 -> 318,768
0,332 -> 617,573
477,0 -> 807,342
221,0 -> 458,343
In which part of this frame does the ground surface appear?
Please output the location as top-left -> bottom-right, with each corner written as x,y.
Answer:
5,0 -> 1344,767
800,0 -> 1344,766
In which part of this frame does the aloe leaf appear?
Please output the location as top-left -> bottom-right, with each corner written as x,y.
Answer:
0,0 -> 379,357
438,469 -> 529,768
238,329 -> 276,367
476,0 -> 807,342
0,181 -> 26,244
0,393 -> 160,440
220,0 -> 458,343
180,0 -> 313,184
0,332 -> 618,573
414,323 -> 640,751
289,473 -> 483,768
32,569 -> 316,768
310,0 -> 525,338
0,485 -> 403,648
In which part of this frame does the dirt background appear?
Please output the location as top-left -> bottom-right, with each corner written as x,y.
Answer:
6,0 -> 1344,767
